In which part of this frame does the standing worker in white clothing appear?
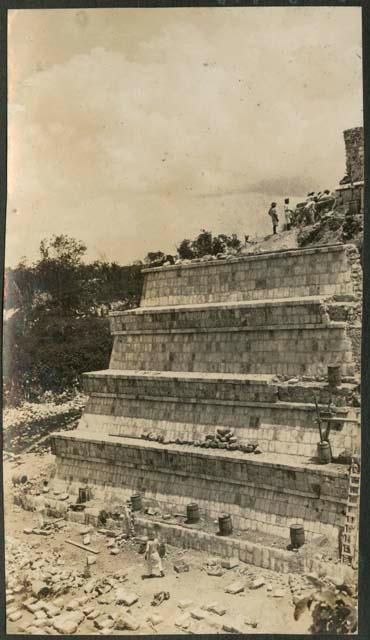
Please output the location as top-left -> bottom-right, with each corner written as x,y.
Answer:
122,501 -> 135,538
144,530 -> 164,578
34,491 -> 47,529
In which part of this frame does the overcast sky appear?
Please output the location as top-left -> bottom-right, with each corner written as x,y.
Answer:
7,7 -> 363,267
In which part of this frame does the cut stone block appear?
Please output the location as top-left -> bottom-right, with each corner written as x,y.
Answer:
221,557 -> 239,569
251,577 -> 266,589
222,616 -> 246,633
115,613 -> 140,631
147,613 -> 164,626
174,560 -> 190,573
52,612 -> 83,634
115,588 -> 139,606
175,613 -> 191,629
8,610 -> 23,622
190,608 -> 206,621
225,580 -> 245,594
203,602 -> 226,616
177,599 -> 193,611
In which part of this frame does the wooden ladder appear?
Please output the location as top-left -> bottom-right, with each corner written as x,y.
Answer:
341,458 -> 360,568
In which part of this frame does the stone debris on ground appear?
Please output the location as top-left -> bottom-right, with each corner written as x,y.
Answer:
224,580 -> 245,594
222,616 -> 247,634
175,612 -> 191,630
115,612 -> 141,631
151,590 -> 170,606
147,612 -> 164,626
204,556 -> 225,576
203,602 -> 226,616
4,508 -> 358,636
177,598 -> 193,610
4,436 -> 359,636
221,557 -> 239,570
251,576 -> 266,589
115,587 -> 139,606
190,607 -> 206,621
173,559 -> 190,573
206,564 -> 224,576
53,610 -> 85,634
8,610 -> 23,622
94,613 -> 115,630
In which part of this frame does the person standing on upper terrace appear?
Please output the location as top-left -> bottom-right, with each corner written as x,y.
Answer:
283,198 -> 293,230
304,196 -> 316,225
268,202 -> 279,235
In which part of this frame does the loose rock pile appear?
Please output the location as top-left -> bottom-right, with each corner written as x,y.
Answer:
198,428 -> 262,453
141,427 -> 262,454
5,535 -> 143,635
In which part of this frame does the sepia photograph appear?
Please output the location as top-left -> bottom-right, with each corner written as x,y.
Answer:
2,3 -> 366,636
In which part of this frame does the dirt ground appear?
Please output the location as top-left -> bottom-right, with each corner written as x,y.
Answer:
3,452 -> 316,635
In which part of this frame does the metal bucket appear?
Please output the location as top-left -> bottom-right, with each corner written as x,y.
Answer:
290,524 -> 305,548
78,487 -> 90,503
328,364 -> 341,387
130,494 -> 142,512
317,441 -> 332,464
218,514 -> 233,536
186,503 -> 200,523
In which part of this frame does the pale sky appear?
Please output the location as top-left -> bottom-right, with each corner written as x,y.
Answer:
7,7 -> 363,267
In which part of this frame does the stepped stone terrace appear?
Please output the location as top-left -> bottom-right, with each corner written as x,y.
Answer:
51,242 -> 362,565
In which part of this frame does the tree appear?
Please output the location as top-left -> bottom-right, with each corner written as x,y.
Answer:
193,229 -> 213,257
177,239 -> 195,260
4,235 -> 143,403
35,235 -> 88,316
144,251 -> 166,266
177,230 -> 242,259
39,234 -> 86,265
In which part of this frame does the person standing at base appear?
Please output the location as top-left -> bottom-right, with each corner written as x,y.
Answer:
34,491 -> 47,529
268,202 -> 279,234
144,530 -> 165,578
122,501 -> 135,538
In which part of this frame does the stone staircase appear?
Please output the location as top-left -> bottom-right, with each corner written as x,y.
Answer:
51,243 -> 361,555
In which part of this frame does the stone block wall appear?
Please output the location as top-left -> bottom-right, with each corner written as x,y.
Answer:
141,245 -> 357,308
344,127 -> 364,183
109,325 -> 353,377
79,371 -> 360,458
83,371 -> 278,403
78,392 -> 359,459
83,371 -> 357,406
133,517 -> 331,575
19,493 -> 337,574
110,298 -> 327,333
50,242 -> 362,565
52,433 -> 348,542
